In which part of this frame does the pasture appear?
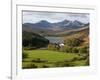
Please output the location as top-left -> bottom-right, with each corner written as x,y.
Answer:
22,50 -> 89,69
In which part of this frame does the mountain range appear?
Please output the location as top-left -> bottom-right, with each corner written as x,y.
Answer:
22,20 -> 89,36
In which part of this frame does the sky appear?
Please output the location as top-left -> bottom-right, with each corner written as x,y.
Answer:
23,11 -> 89,24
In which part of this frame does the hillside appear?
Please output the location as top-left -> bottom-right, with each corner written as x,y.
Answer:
22,31 -> 49,49
63,26 -> 89,47
63,26 -> 89,38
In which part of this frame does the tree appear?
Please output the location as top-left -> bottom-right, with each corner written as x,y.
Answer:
22,31 -> 49,49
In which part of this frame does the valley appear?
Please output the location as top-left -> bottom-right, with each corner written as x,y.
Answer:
22,19 -> 89,69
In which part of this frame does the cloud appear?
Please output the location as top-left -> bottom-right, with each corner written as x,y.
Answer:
23,11 -> 89,23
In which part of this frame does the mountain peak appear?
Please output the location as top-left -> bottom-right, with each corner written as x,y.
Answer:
61,19 -> 70,23
23,19 -> 87,32
73,20 -> 83,25
34,20 -> 51,28
38,20 -> 51,24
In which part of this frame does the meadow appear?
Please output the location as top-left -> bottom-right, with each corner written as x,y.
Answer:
22,49 -> 89,69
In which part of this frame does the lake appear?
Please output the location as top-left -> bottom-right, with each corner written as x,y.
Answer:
45,36 -> 64,44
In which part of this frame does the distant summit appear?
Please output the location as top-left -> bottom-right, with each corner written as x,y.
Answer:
34,20 -> 51,28
23,19 -> 89,32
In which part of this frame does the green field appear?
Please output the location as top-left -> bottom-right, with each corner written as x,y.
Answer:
22,50 -> 89,69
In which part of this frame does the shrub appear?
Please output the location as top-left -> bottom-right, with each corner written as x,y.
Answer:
71,57 -> 78,61
22,52 -> 28,59
42,65 -> 49,68
65,46 -> 73,53
32,58 -> 41,63
85,57 -> 89,65
32,58 -> 48,63
72,47 -> 79,53
47,43 -> 57,51
79,46 -> 89,54
54,61 -> 75,67
77,56 -> 87,60
66,37 -> 83,47
31,64 -> 38,68
23,63 -> 38,69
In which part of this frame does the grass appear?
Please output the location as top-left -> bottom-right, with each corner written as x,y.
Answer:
25,50 -> 79,61
22,50 -> 89,69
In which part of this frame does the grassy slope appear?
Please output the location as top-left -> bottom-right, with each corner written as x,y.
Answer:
22,50 -> 88,68
63,27 -> 89,39
24,50 -> 79,61
63,26 -> 89,47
